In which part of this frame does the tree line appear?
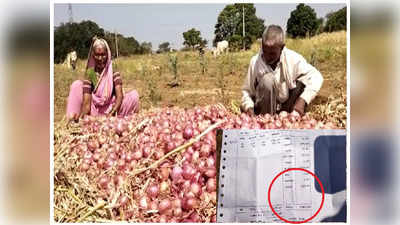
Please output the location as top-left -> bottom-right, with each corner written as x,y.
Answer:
183,4 -> 346,52
54,20 -> 152,64
54,4 -> 346,63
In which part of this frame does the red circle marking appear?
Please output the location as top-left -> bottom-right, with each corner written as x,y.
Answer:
267,168 -> 325,224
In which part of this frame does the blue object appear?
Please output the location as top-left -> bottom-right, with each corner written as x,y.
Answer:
314,135 -> 346,194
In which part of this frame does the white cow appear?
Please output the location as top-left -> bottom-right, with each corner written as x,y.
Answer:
213,40 -> 229,57
63,51 -> 77,70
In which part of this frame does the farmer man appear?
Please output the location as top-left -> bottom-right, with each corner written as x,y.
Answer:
241,25 -> 323,116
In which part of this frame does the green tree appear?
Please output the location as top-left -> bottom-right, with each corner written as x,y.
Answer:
104,32 -> 141,57
324,7 -> 347,32
316,18 -> 324,35
287,3 -> 319,38
183,28 -> 207,50
55,20 -> 147,63
54,20 -> 105,63
214,3 -> 265,50
139,42 -> 152,54
157,42 -> 171,53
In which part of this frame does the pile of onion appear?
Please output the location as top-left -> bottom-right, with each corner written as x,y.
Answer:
68,105 -> 337,222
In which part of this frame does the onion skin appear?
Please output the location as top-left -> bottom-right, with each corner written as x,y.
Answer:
139,196 -> 149,209
119,195 -> 129,207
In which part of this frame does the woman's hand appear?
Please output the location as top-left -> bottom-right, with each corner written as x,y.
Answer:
79,93 -> 92,119
108,85 -> 123,117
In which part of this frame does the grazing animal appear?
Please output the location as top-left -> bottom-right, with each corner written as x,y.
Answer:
214,40 -> 229,56
63,51 -> 77,70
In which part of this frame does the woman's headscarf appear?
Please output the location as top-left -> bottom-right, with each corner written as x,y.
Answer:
86,37 -> 114,108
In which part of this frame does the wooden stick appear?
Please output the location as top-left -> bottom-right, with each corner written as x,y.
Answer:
119,118 -> 151,143
130,120 -> 223,176
77,200 -> 106,222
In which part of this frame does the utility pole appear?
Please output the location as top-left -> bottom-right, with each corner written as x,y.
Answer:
68,4 -> 73,23
242,5 -> 245,50
114,29 -> 119,58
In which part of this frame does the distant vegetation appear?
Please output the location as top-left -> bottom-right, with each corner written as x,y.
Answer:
213,3 -> 265,50
287,4 -> 347,38
54,20 -> 152,64
54,4 -> 347,63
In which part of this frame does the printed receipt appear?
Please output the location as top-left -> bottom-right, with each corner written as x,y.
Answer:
217,129 -> 346,223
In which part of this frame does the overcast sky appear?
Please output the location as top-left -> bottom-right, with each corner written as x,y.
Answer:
54,3 -> 346,50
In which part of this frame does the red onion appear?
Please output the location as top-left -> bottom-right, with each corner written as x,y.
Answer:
98,175 -> 110,189
80,163 -> 90,171
192,141 -> 201,150
173,207 -> 183,217
113,174 -> 124,187
125,151 -> 133,162
172,198 -> 182,208
92,152 -> 101,162
143,146 -> 151,157
206,156 -> 215,168
149,200 -> 158,210
190,182 -> 202,196
198,160 -> 207,173
205,168 -> 217,178
147,184 -> 159,198
158,199 -> 171,214
171,166 -> 183,181
115,121 -> 126,135
183,197 -> 198,210
206,178 -> 217,192
166,142 -> 176,152
154,150 -> 164,160
191,151 -> 200,163
200,144 -> 212,157
190,211 -> 200,222
88,139 -> 99,151
159,215 -> 168,223
211,214 -> 217,222
108,152 -> 118,161
83,151 -> 93,160
182,164 -> 196,180
132,150 -> 142,160
104,159 -> 115,169
183,126 -> 193,139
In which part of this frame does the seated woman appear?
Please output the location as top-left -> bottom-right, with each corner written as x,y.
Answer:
66,37 -> 139,121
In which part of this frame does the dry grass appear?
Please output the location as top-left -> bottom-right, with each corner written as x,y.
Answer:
54,31 -> 346,127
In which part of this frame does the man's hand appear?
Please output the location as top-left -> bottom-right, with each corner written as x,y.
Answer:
246,107 -> 255,116
293,97 -> 306,116
107,108 -> 117,117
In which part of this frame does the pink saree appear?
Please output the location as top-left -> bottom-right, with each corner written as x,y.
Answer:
66,38 -> 139,118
